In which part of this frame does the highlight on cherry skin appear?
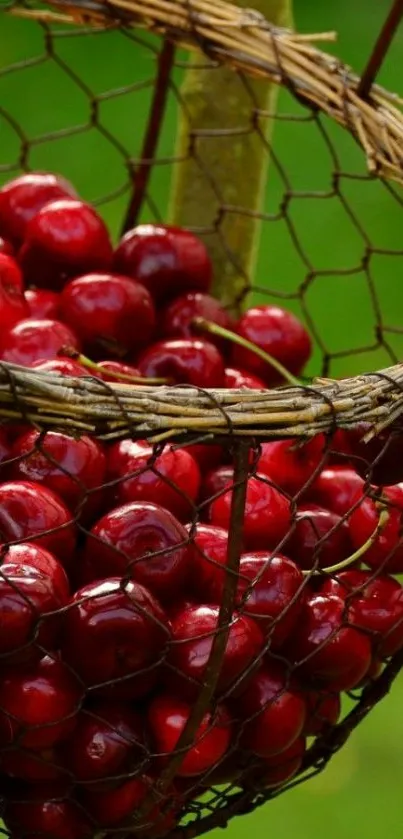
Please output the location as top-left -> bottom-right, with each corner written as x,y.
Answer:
0,169 -> 402,838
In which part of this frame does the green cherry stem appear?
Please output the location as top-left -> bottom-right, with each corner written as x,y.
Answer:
303,506 -> 390,577
73,351 -> 169,386
193,317 -> 302,388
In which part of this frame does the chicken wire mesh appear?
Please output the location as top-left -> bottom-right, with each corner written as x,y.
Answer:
0,1 -> 403,838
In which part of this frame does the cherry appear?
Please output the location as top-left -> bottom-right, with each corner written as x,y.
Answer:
5,785 -> 92,839
257,435 -> 326,496
0,237 -> 14,256
0,480 -> 76,567
148,695 -> 232,777
348,485 -> 403,574
0,655 -> 82,749
0,259 -> 29,330
138,338 -> 225,388
106,439 -> 200,522
161,292 -> 233,352
209,475 -> 291,551
224,367 -> 266,389
167,604 -> 264,697
285,504 -> 352,571
234,662 -> 306,758
19,199 -> 113,289
1,542 -> 70,606
231,305 -> 312,386
10,429 -> 106,518
303,690 -> 341,736
344,421 -> 403,486
95,359 -> 142,382
30,357 -> 89,377
235,552 -> 305,649
184,442 -> 223,472
0,172 -> 77,245
82,775 -> 151,827
287,592 -> 372,690
1,744 -> 67,782
200,465 -> 234,505
25,288 -> 61,319
0,252 -> 23,290
322,570 -> 403,657
307,465 -> 364,517
62,704 -> 146,786
261,736 -> 306,788
0,318 -> 80,365
190,523 -> 229,601
114,224 -> 212,303
85,500 -> 192,602
61,578 -> 171,695
60,273 -> 156,357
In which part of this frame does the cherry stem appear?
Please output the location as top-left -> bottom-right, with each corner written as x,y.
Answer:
75,352 -> 169,385
193,317 -> 302,387
303,506 -> 390,577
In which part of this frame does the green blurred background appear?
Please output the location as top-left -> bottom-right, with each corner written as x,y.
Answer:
0,1 -> 403,837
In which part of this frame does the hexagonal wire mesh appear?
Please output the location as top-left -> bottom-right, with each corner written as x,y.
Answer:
1,1 -> 403,838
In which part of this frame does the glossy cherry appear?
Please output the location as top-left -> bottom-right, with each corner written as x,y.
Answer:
234,662 -> 306,758
0,655 -> 82,749
344,421 -> 403,486
231,305 -> 312,386
349,485 -> 403,574
82,775 -> 151,827
161,292 -> 233,352
199,465 -> 234,505
303,690 -> 341,736
0,257 -> 29,330
257,435 -> 326,496
189,523 -> 229,601
114,224 -> 212,303
148,695 -> 232,777
138,338 -> 225,388
61,578 -> 171,694
0,236 -> 14,255
286,503 -> 352,571
30,357 -> 89,376
4,542 -> 70,603
167,604 -> 264,697
19,199 -> 113,289
0,318 -> 80,365
209,475 -> 291,551
261,736 -> 306,788
85,500 -> 192,602
224,367 -> 266,389
0,252 -> 23,290
5,785 -> 92,839
25,288 -> 61,319
0,172 -> 77,245
60,273 -> 156,357
307,465 -> 364,517
0,480 -> 76,567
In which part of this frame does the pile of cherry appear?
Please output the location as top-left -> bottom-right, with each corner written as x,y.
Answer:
0,172 -> 403,839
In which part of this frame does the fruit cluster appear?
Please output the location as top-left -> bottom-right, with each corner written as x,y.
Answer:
0,172 -> 403,839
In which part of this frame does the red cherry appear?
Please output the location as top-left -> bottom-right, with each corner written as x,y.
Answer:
167,604 -> 264,697
106,439 -> 200,521
329,429 -> 353,463
60,273 -> 156,357
5,786 -> 92,839
344,422 -> 403,486
235,552 -> 305,649
0,480 -> 76,567
231,305 -> 312,386
349,485 -> 403,574
257,435 -> 326,496
61,578 -> 171,695
209,475 -> 291,551
0,655 -> 82,749
161,292 -> 233,352
307,465 -> 364,517
200,465 -> 234,505
82,775 -> 151,827
30,357 -> 89,377
148,695 -> 232,776
85,500 -> 192,602
0,252 -> 23,290
25,288 -> 61,319
303,690 -> 341,736
287,592 -> 372,690
185,443 -> 223,472
0,237 -> 14,256
1,744 -> 67,782
0,172 -> 76,245
0,318 -> 80,365
261,736 -> 306,788
224,367 -> 266,389
190,523 -> 229,601
19,199 -> 113,289
3,542 -> 70,603
114,224 -> 212,303
10,429 -> 106,518
62,704 -> 146,786
234,663 -> 306,758
322,570 -> 403,657
0,258 -> 29,330
138,338 -> 225,388
286,504 -> 352,571
95,359 -> 142,382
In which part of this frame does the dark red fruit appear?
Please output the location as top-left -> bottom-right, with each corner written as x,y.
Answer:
30,357 -> 89,376
344,422 -> 403,486
235,663 -> 306,758
138,338 -> 225,388
114,224 -> 212,303
185,443 -> 223,472
190,523 -> 229,601
287,592 -> 372,690
261,736 -> 306,788
60,273 -> 156,357
5,785 -> 92,839
257,435 -> 326,496
303,690 -> 341,736
1,744 -> 67,782
200,465 -> 234,505
19,199 -> 113,289
0,256 -> 29,329
106,439 -> 200,522
0,237 -> 14,256
0,318 -> 80,365
95,359 -> 142,382
0,172 -> 76,245
167,604 -> 264,697
83,776 -> 151,827
0,480 -> 76,567
0,252 -> 23,290
308,465 -> 364,517
224,367 -> 266,389
286,504 -> 352,571
3,542 -> 70,604
148,695 -> 232,776
349,485 -> 403,574
85,500 -> 192,602
161,292 -> 232,352
209,475 -> 291,551
231,305 -> 312,386
25,288 -> 61,319
62,578 -> 171,695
